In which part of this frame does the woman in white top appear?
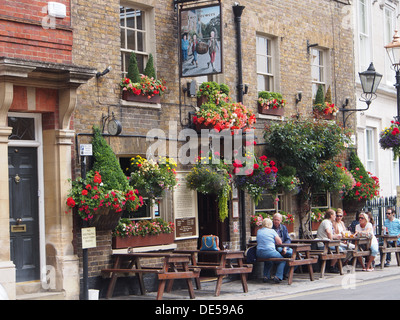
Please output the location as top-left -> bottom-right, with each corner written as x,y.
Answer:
354,212 -> 378,271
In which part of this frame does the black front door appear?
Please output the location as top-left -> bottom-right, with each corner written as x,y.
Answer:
9,147 -> 40,282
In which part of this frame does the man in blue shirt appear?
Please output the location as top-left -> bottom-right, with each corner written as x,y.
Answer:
272,213 -> 292,278
382,208 -> 400,267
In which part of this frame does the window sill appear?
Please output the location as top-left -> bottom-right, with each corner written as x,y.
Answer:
120,99 -> 161,109
112,243 -> 177,254
257,114 -> 284,121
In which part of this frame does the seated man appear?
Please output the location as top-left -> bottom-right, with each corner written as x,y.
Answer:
381,208 -> 400,267
272,213 -> 293,279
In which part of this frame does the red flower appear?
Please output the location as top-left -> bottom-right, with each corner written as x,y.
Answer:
81,190 -> 88,196
67,197 -> 76,207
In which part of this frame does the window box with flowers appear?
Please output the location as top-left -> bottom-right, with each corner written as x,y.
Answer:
120,53 -> 167,104
233,153 -> 278,206
250,212 -> 268,236
313,85 -> 338,120
186,152 -> 231,222
379,120 -> 400,159
112,218 -> 175,249
257,91 -> 285,116
311,208 -> 324,230
280,211 -> 295,233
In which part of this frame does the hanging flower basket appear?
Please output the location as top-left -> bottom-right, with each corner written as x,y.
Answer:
379,121 -> 400,159
88,207 -> 123,231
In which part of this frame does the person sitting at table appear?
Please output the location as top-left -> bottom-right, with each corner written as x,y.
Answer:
354,212 -> 379,271
348,211 -> 361,233
381,208 -> 400,267
316,209 -> 342,273
333,208 -> 346,236
256,217 -> 286,284
272,213 -> 292,279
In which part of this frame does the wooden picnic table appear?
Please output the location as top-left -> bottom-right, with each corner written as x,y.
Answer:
291,239 -> 346,277
341,236 -> 371,272
377,234 -> 400,268
101,252 -> 200,300
174,249 -> 253,296
256,243 -> 317,285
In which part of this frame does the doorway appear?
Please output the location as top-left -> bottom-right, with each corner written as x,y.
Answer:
197,193 -> 229,249
9,147 -> 40,282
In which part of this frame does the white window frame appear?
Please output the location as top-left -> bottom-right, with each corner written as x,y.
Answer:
311,48 -> 326,98
357,0 -> 371,73
384,4 -> 397,86
256,35 -> 276,92
365,127 -> 375,173
120,2 -> 155,77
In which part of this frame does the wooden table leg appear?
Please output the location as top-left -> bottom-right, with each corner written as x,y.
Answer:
287,266 -> 294,285
106,256 -> 121,299
215,275 -> 224,296
134,258 -> 146,295
156,280 -> 166,300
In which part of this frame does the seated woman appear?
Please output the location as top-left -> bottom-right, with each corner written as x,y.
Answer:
354,212 -> 379,272
256,217 -> 286,283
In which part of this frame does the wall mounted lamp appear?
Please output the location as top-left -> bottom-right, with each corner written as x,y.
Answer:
96,66 -> 112,78
295,91 -> 302,104
340,62 -> 382,127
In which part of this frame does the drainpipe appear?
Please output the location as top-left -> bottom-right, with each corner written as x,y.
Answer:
233,4 -> 246,250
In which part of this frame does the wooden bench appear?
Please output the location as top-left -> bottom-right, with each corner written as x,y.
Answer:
377,235 -> 400,268
256,243 -> 317,285
174,249 -> 253,296
101,253 -> 200,300
292,239 -> 346,277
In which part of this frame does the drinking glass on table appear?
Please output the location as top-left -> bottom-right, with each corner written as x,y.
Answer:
223,241 -> 230,251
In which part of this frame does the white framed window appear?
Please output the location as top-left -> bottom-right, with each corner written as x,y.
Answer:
358,0 -> 371,72
256,35 -> 275,92
254,192 -> 282,214
120,4 -> 154,77
365,127 -> 375,173
392,157 -> 399,194
311,48 -> 326,97
384,4 -> 396,85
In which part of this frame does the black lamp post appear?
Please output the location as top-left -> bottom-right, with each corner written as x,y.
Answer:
385,30 -> 400,122
340,63 -> 382,127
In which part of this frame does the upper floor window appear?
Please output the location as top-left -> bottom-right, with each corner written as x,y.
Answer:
311,48 -> 326,98
384,4 -> 396,85
358,0 -> 371,72
256,35 -> 275,92
120,5 -> 148,77
365,127 -> 375,173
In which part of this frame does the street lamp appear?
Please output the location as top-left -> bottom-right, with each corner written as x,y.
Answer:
385,30 -> 400,122
340,62 -> 382,127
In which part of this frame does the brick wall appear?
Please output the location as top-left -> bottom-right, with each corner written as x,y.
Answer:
0,0 -> 72,63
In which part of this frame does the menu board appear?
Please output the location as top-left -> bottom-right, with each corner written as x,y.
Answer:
173,172 -> 198,239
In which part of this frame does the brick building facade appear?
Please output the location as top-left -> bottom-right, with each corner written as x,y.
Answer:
0,0 -> 355,299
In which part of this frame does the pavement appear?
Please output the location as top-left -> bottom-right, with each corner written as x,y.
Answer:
104,257 -> 400,301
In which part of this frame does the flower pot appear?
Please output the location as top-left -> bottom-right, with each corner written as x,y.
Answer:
311,222 -> 321,231
87,207 -> 123,231
112,232 -> 174,249
251,225 -> 262,236
197,95 -> 208,107
122,91 -> 161,104
283,223 -> 294,233
342,198 -> 367,214
313,110 -> 335,120
258,104 -> 284,116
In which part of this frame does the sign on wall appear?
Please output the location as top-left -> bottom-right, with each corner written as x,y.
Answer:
179,3 -> 223,77
173,172 -> 198,239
